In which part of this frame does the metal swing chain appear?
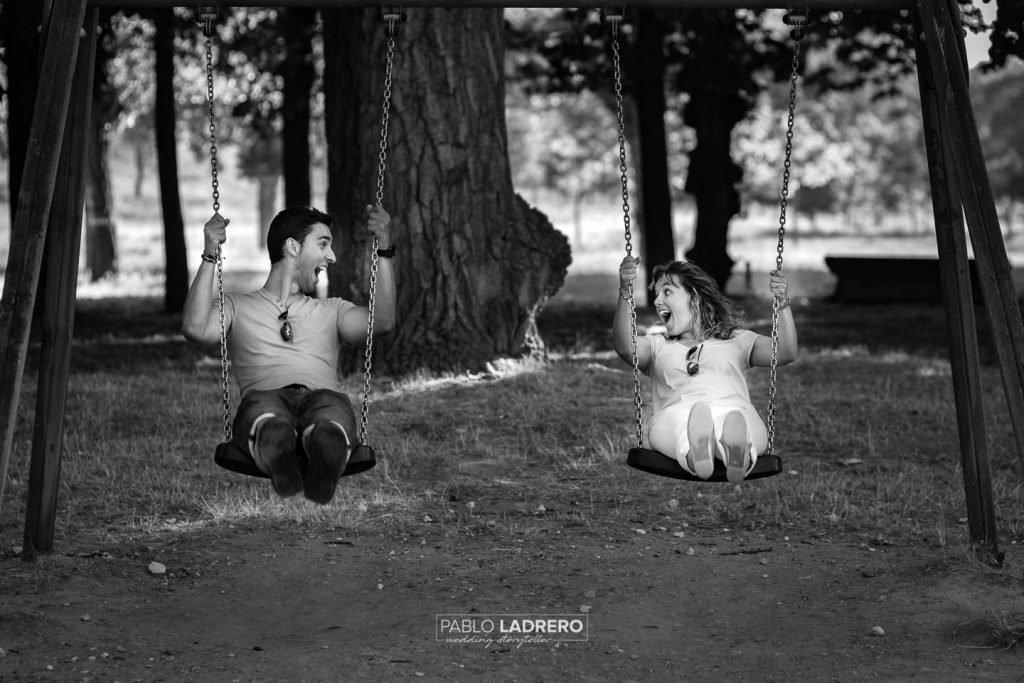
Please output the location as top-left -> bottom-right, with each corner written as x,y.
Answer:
766,9 -> 807,456
359,9 -> 400,446
200,6 -> 232,442
606,10 -> 644,448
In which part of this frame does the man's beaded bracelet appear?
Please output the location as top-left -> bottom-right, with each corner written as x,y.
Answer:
200,251 -> 218,264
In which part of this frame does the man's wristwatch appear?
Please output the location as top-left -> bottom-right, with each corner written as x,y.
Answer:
376,244 -> 396,259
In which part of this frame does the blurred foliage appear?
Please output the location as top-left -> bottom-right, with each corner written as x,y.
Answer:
982,0 -> 1024,68
102,7 -> 314,177
972,59 -> 1024,223
506,87 -> 623,237
734,81 -> 929,223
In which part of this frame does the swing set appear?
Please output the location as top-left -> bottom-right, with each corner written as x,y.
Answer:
195,6 -> 407,480
1,2 -> 1021,569
604,7 -> 807,483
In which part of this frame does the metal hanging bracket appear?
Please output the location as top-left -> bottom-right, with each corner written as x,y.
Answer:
197,5 -> 219,38
379,6 -> 406,38
783,8 -> 810,41
601,7 -> 626,37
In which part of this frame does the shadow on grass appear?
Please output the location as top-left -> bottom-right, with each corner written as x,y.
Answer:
16,282 -> 1019,376
537,292 -> 1019,367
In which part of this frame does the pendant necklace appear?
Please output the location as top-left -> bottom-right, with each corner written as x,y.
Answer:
260,289 -> 294,343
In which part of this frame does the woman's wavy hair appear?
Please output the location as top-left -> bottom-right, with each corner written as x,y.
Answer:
649,261 -> 744,340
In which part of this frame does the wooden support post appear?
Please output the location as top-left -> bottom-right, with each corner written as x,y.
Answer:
0,0 -> 88,512
21,9 -> 99,559
918,0 -> 1024,475
914,9 -> 1001,566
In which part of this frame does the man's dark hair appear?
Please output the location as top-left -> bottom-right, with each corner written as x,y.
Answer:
266,206 -> 334,263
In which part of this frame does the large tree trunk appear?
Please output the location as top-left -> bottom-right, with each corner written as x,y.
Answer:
630,9 -> 675,288
281,7 -> 316,207
322,8 -> 570,375
85,25 -> 118,281
153,9 -> 189,313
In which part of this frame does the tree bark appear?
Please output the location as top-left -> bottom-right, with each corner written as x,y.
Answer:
153,9 -> 190,313
322,8 -> 571,374
281,7 -> 316,207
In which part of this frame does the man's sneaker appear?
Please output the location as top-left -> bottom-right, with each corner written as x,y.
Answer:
257,418 -> 302,498
303,422 -> 351,504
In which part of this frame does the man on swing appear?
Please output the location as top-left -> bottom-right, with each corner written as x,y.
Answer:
182,205 -> 397,504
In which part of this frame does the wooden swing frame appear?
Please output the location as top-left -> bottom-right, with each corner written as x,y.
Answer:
0,1 -> 1018,568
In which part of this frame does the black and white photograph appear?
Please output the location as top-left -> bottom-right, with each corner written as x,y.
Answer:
1,1 -> 1022,680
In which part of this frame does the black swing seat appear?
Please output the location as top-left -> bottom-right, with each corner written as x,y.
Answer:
627,447 -> 783,482
214,441 -> 377,479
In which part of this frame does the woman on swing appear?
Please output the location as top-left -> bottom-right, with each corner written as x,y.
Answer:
182,205 -> 397,504
614,256 -> 798,483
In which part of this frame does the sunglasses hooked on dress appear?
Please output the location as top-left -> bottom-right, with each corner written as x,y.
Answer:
686,343 -> 702,376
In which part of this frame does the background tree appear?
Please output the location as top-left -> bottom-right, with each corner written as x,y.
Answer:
280,7 -> 317,207
509,3 -> 1011,289
972,60 -> 1024,235
0,0 -> 42,228
108,12 -> 157,199
152,8 -> 189,313
85,13 -> 121,282
508,9 -> 676,290
677,9 -> 784,286
510,8 -> 793,289
236,119 -> 283,244
508,90 -> 620,246
215,7 -> 318,236
985,0 -> 1024,67
734,89 -> 855,230
322,8 -> 570,374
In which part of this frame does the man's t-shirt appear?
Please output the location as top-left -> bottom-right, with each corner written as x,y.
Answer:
223,290 -> 357,397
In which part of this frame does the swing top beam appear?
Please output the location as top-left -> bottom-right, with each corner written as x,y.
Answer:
86,1 -> 914,10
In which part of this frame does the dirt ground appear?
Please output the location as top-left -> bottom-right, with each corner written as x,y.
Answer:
2,485 -> 1022,682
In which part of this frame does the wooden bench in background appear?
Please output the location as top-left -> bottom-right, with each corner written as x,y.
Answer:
824,255 -> 982,304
